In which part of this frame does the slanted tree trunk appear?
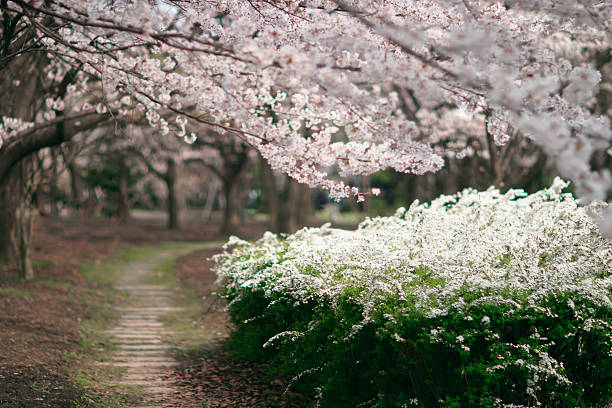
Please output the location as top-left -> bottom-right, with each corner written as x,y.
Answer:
166,157 -> 180,229
202,180 -> 219,221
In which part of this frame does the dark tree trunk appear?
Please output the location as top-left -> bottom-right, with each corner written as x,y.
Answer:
0,54 -> 42,268
259,156 -> 313,234
0,178 -> 13,264
166,158 -> 180,229
259,156 -> 283,232
286,179 -> 301,232
286,180 -> 313,232
117,153 -> 129,224
404,175 -> 416,205
49,148 -> 60,217
442,158 -> 458,195
221,174 -> 241,235
68,161 -> 82,207
218,145 -> 248,235
14,161 -> 34,280
1,160 -> 35,279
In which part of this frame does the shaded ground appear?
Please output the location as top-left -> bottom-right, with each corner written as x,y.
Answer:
0,218 -> 127,407
167,249 -> 314,407
168,347 -> 313,407
0,214 -> 270,407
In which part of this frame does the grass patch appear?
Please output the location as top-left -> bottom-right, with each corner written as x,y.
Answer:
160,300 -> 222,360
37,279 -> 74,289
78,246 -> 155,287
80,243 -> 203,287
31,259 -> 51,267
0,287 -> 41,297
146,243 -> 209,287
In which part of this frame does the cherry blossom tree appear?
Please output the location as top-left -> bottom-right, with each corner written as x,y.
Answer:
2,0 -> 611,240
0,13 -> 122,275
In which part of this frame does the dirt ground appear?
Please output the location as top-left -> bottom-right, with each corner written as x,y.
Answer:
0,212 -> 322,407
0,216 -> 127,407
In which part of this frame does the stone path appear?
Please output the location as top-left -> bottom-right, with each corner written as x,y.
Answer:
100,243 -> 221,407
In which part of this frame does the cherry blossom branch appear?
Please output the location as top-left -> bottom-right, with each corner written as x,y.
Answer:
331,0 -> 460,81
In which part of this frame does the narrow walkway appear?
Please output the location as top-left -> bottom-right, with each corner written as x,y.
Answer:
101,243 -> 221,407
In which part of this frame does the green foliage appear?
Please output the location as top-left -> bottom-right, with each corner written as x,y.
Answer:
225,286 -> 611,408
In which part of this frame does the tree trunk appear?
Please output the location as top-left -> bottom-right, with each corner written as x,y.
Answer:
259,157 -> 313,234
221,174 -> 241,235
260,157 -> 281,232
442,158 -> 458,195
117,153 -> 129,223
202,180 -> 219,221
49,149 -> 60,217
0,53 -> 41,271
0,178 -> 13,264
299,183 -> 314,223
286,179 -> 301,233
285,180 -> 313,232
166,158 -> 180,229
5,160 -> 35,280
68,161 -> 82,208
13,202 -> 34,281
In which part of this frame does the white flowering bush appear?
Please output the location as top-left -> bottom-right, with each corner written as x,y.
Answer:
215,179 -> 612,408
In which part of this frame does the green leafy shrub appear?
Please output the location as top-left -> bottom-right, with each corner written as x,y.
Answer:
215,179 -> 612,408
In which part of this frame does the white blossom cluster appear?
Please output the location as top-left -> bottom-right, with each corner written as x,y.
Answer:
6,0 -> 611,208
216,178 -> 611,314
215,179 -> 611,402
0,117 -> 33,149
